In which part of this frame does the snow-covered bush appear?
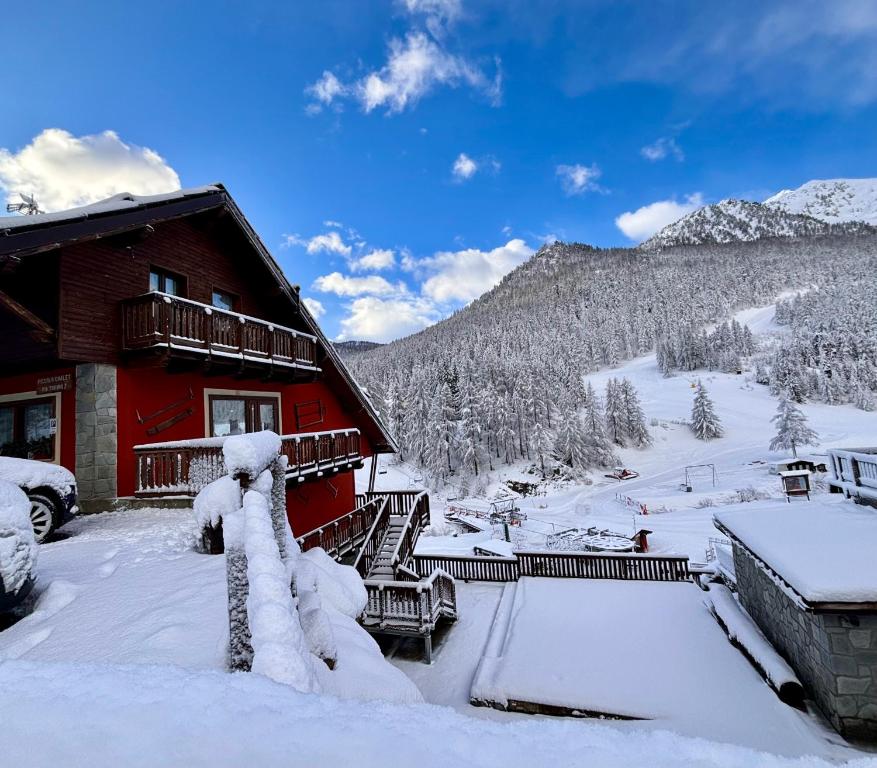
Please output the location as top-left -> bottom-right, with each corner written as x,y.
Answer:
0,480 -> 37,596
734,487 -> 770,504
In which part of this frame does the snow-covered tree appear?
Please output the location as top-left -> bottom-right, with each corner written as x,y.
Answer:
690,381 -> 723,440
769,393 -> 819,457
552,395 -> 588,475
619,378 -> 652,448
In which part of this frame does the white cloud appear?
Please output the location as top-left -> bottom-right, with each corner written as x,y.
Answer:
357,32 -> 501,114
452,152 -> 478,180
312,272 -> 404,297
615,193 -> 704,241
0,128 -> 180,212
323,219 -> 343,228
337,296 -> 440,342
285,231 -> 352,256
400,0 -> 462,37
302,297 -> 326,319
555,163 -> 601,196
640,137 -> 684,162
351,248 -> 395,272
305,71 -> 347,113
420,238 -> 534,303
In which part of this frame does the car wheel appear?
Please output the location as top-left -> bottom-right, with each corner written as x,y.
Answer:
28,493 -> 57,543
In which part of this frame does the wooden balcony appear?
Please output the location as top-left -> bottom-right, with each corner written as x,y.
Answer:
134,428 -> 362,496
121,292 -> 320,375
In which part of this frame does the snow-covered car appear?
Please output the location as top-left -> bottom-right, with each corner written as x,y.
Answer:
0,457 -> 78,543
0,480 -> 37,611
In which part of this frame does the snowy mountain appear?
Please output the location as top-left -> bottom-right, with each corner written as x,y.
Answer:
334,340 -> 384,355
764,178 -> 877,225
639,199 -> 872,251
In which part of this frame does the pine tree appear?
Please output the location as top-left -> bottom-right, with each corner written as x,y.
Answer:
769,393 -> 819,457
604,378 -> 625,446
581,383 -> 617,466
619,378 -> 652,447
690,381 -> 723,440
552,395 -> 588,475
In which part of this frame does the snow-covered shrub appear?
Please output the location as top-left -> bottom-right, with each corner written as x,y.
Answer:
0,480 -> 37,596
695,497 -> 717,509
301,547 -> 367,619
734,487 -> 770,504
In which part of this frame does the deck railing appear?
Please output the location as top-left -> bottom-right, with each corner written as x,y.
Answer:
134,428 -> 361,496
121,291 -> 319,371
296,496 -> 384,560
362,569 -> 457,634
829,448 -> 877,502
351,496 -> 392,578
411,551 -> 691,583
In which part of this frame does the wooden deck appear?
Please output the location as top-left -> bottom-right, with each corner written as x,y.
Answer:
121,291 -> 319,373
133,428 -> 362,496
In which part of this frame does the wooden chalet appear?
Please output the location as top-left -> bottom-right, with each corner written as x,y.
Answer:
0,184 -> 395,536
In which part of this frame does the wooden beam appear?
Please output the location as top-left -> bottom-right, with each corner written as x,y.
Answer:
0,288 -> 55,340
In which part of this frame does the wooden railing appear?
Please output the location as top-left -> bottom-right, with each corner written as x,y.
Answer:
412,554 -> 521,582
359,490 -> 429,519
134,428 -> 361,496
362,569 -> 457,634
122,292 -> 319,371
412,551 -> 691,583
296,496 -> 385,560
351,496 -> 392,578
387,491 -> 429,572
829,448 -> 877,500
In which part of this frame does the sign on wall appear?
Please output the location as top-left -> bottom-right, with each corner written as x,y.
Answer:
36,373 -> 73,394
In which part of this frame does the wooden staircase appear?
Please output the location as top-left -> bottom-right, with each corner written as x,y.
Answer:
366,515 -> 409,580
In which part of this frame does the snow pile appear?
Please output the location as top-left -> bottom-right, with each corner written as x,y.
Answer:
0,457 -> 75,497
0,480 -> 37,595
222,430 -> 282,479
714,498 -> 877,603
706,584 -> 803,705
192,475 -> 240,529
300,547 -> 367,619
234,489 -> 319,691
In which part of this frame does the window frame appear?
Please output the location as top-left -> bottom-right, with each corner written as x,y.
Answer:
211,286 -> 239,313
0,390 -> 62,464
149,266 -> 187,297
203,389 -> 282,438
294,399 -> 325,430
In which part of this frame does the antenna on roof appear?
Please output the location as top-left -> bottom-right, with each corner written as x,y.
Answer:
6,192 -> 42,216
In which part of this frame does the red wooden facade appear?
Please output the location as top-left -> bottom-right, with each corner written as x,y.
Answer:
0,185 -> 395,534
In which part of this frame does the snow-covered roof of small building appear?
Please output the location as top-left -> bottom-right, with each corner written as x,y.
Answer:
714,497 -> 877,606
779,470 -> 811,477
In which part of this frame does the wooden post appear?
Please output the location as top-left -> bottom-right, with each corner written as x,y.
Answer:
368,454 -> 379,492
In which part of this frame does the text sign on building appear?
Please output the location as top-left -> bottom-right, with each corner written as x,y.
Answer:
36,373 -> 73,394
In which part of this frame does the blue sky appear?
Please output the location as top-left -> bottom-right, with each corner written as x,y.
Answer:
3,0 -> 877,341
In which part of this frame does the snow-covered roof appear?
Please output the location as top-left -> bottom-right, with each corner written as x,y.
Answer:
779,470 -> 811,477
714,498 -> 877,605
0,185 -> 222,233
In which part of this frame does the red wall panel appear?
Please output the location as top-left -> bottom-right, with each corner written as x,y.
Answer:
286,470 -> 355,536
115,366 -> 372,498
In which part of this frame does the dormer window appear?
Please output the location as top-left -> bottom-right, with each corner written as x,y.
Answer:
149,267 -> 184,296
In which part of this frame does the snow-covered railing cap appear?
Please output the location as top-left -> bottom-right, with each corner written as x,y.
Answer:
222,430 -> 282,481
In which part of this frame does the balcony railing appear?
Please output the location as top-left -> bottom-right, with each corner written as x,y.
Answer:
134,428 -> 361,496
121,292 -> 320,372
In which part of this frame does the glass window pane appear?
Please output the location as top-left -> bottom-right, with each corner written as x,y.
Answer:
259,403 -> 276,432
23,402 -> 55,460
0,407 -> 13,451
212,290 -> 234,311
165,275 -> 179,296
211,399 -> 245,436
149,270 -> 160,292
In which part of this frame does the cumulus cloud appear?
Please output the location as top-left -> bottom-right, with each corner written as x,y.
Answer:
555,163 -> 601,196
640,137 -> 684,162
400,0 -> 462,37
0,128 -> 180,212
337,296 -> 441,342
350,248 -> 395,272
302,297 -> 326,319
615,193 -> 704,241
452,152 -> 478,180
312,272 -> 405,297
419,238 -> 534,303
284,231 -> 352,256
